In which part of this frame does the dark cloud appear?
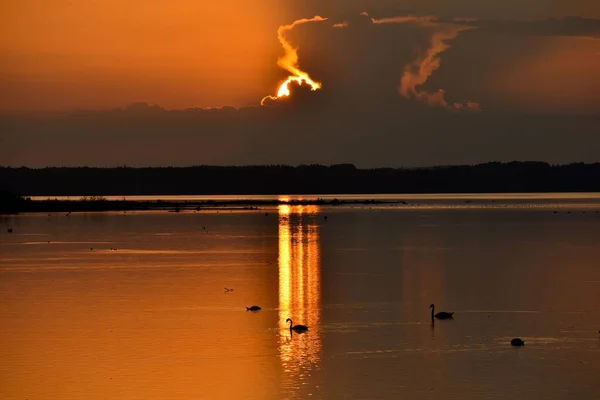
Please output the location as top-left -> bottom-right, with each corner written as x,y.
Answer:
459,16 -> 600,38
2,101 -> 599,168
283,0 -> 600,21
276,14 -> 600,112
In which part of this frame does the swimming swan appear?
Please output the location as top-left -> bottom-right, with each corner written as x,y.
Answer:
286,318 -> 309,331
430,304 -> 454,320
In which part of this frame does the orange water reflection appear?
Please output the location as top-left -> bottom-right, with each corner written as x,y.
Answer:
277,205 -> 322,391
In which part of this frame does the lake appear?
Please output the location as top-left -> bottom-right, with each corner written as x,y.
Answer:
2,194 -> 600,399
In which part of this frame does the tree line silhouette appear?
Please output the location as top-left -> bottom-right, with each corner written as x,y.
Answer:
1,162 -> 599,198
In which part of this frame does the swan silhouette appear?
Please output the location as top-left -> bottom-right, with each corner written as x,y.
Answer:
430,304 -> 454,320
286,318 -> 308,332
246,306 -> 261,311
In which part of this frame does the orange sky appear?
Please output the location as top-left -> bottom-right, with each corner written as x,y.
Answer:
1,0 -> 281,110
1,0 -> 600,112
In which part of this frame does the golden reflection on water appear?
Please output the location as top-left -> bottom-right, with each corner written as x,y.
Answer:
277,205 -> 322,388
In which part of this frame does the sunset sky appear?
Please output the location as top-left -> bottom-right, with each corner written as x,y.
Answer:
2,0 -> 600,167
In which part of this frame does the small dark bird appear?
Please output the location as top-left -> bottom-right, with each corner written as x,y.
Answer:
511,338 -> 525,346
246,306 -> 261,311
430,304 -> 454,320
264,213 -> 269,217
286,318 -> 308,332
7,228 -> 13,233
324,216 -> 328,221
224,288 -> 233,292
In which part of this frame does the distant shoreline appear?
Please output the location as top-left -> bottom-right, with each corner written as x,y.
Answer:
2,198 -> 397,214
4,196 -> 600,215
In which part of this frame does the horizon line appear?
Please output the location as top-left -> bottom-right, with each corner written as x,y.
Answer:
2,161 -> 599,170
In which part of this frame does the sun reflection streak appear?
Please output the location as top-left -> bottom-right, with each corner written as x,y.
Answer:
278,204 -> 322,390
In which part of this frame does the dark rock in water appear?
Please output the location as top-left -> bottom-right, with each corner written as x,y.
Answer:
511,338 -> 525,346
246,306 -> 262,311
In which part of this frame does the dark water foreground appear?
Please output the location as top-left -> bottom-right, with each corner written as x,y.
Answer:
1,201 -> 600,399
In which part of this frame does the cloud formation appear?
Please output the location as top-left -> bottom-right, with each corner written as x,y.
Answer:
367,13 -> 481,110
332,21 -> 349,29
259,13 -> 600,112
261,13 -> 482,111
260,16 -> 328,105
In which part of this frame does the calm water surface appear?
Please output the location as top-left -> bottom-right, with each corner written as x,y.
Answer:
2,199 -> 600,399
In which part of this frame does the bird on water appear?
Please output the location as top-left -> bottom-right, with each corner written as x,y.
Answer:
511,338 -> 525,346
430,304 -> 454,320
286,318 -> 308,332
246,306 -> 261,311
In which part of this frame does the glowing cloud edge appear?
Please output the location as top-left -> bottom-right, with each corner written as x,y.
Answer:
261,16 -> 328,106
261,13 -> 480,111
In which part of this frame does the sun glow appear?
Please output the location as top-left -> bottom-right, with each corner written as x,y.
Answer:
261,16 -> 327,105
276,76 -> 322,98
